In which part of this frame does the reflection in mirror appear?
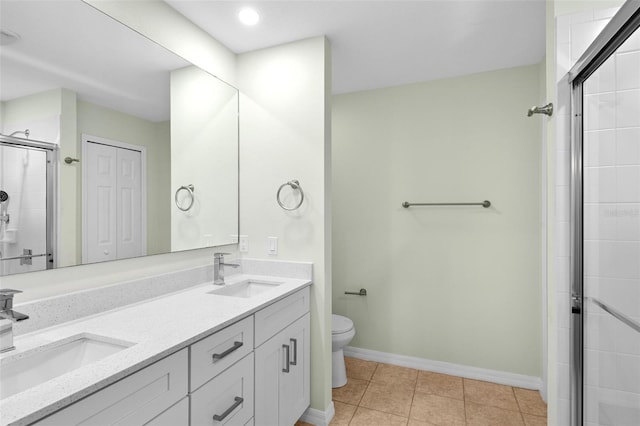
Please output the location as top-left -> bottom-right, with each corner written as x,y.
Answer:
0,0 -> 239,276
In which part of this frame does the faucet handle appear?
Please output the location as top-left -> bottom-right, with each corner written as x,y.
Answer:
214,252 -> 231,258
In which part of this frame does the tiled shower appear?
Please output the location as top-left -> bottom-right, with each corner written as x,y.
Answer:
555,5 -> 640,425
0,142 -> 49,275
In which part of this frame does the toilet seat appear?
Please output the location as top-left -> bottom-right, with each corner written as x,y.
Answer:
332,314 -> 353,334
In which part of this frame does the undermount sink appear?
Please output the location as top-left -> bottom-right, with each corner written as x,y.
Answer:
0,334 -> 134,400
208,279 -> 284,298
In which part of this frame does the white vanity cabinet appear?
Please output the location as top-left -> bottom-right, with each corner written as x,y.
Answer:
34,349 -> 188,426
254,288 -> 310,426
25,284 -> 311,426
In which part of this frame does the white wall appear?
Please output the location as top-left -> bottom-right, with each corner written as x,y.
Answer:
332,64 -> 543,378
237,36 -> 333,414
170,66 -> 238,250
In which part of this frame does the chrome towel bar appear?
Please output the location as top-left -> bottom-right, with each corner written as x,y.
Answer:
590,297 -> 640,334
402,200 -> 491,208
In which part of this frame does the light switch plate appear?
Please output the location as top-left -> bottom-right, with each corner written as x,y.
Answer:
267,237 -> 278,255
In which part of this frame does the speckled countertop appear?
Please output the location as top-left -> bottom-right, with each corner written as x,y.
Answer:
0,274 -> 311,426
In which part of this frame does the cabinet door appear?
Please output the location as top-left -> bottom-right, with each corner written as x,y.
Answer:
35,349 -> 188,426
254,313 -> 310,426
280,313 -> 310,426
144,398 -> 189,426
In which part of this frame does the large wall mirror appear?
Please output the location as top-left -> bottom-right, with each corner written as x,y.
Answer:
0,0 -> 239,276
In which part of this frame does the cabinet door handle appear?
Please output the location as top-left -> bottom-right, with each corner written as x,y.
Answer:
282,344 -> 290,373
290,338 -> 297,366
212,396 -> 244,421
212,341 -> 243,362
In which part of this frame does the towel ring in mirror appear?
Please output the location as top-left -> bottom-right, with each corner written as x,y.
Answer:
277,179 -> 304,211
175,184 -> 195,211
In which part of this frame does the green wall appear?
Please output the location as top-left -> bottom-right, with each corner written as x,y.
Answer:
332,64 -> 543,377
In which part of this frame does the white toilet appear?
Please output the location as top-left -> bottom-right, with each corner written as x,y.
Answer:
331,314 -> 356,388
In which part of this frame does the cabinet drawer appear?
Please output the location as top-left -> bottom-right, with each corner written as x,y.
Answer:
190,352 -> 254,426
190,316 -> 253,391
35,349 -> 188,426
254,287 -> 310,347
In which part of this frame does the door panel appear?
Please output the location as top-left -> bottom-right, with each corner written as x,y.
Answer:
86,142 -> 117,263
580,25 -> 640,426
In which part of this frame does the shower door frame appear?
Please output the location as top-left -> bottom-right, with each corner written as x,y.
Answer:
0,135 -> 57,272
568,2 -> 640,425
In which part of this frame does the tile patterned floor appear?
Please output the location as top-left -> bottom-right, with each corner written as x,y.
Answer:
296,357 -> 547,426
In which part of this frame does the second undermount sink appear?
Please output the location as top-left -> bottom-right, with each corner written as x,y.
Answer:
208,279 -> 284,298
0,334 -> 134,400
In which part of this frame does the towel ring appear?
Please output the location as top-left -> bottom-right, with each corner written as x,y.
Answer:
277,180 -> 304,211
175,184 -> 195,211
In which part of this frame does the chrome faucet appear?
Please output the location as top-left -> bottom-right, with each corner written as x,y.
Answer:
213,253 -> 239,285
0,289 -> 29,353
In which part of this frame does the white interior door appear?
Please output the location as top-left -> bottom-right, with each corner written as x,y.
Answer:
84,138 -> 145,264
85,142 -> 117,263
116,148 -> 142,259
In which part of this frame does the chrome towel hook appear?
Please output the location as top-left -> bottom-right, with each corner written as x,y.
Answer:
277,179 -> 304,211
175,184 -> 195,211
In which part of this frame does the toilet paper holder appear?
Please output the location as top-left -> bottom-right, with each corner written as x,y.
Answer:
345,288 -> 367,296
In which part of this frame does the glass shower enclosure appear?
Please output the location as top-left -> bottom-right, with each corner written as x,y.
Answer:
0,135 -> 55,276
569,2 -> 640,425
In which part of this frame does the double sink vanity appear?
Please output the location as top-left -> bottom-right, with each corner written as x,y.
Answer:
0,260 -> 312,426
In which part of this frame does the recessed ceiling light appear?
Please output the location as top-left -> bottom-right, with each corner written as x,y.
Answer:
238,7 -> 260,26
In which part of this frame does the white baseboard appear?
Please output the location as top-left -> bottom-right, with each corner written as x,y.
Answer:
300,401 -> 335,426
344,346 -> 542,391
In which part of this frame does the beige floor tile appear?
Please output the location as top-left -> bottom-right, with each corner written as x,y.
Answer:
349,407 -> 408,426
371,363 -> 419,387
514,388 -> 547,417
466,402 -> 525,426
332,377 -> 369,405
410,393 -> 465,426
295,422 -> 315,426
407,419 -> 437,426
464,379 -> 520,411
522,414 -> 547,426
415,371 -> 464,400
360,381 -> 415,417
345,357 -> 379,381
330,401 -> 357,425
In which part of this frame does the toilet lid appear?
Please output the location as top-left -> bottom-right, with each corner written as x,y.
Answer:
332,314 -> 354,334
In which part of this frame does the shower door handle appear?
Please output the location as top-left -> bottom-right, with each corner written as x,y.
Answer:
571,294 -> 581,314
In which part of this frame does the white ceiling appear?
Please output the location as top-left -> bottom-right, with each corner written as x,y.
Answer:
0,1 -> 189,122
166,0 -> 546,94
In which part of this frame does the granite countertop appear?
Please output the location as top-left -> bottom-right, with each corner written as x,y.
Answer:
0,274 -> 311,426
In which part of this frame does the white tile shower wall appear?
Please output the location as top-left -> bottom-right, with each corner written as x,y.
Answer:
582,23 -> 640,426
556,7 -> 640,425
0,145 -> 48,275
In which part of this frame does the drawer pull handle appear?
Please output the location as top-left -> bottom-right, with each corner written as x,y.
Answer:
282,344 -> 290,373
290,338 -> 297,366
213,396 -> 244,421
212,341 -> 243,362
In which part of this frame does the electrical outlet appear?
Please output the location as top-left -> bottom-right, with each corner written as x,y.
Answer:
239,235 -> 249,252
267,236 -> 278,255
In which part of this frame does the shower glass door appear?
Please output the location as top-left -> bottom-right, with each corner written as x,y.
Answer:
571,4 -> 640,425
0,139 -> 54,276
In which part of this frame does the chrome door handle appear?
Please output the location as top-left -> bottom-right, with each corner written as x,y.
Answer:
212,341 -> 243,362
290,338 -> 297,366
282,344 -> 290,373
